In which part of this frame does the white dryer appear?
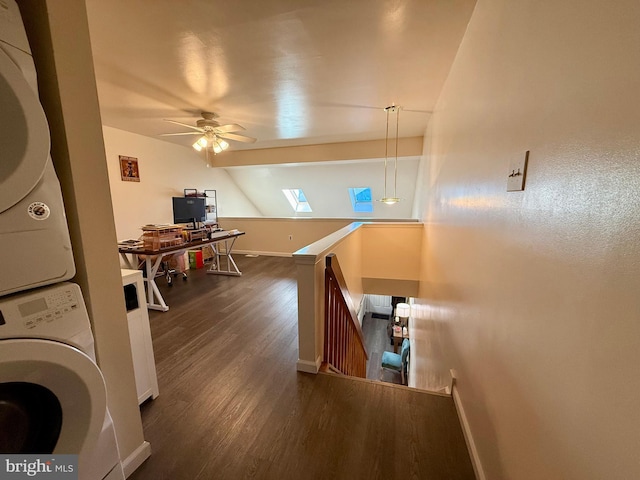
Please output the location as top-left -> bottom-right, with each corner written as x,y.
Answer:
0,282 -> 125,480
0,0 -> 75,297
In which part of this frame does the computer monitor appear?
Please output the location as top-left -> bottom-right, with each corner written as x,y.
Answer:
172,197 -> 206,228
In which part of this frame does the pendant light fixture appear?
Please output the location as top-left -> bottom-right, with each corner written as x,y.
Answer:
378,105 -> 401,205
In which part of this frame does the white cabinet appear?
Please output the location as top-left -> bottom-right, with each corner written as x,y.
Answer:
121,269 -> 159,404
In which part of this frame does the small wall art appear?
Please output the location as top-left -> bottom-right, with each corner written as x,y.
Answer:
120,155 -> 140,182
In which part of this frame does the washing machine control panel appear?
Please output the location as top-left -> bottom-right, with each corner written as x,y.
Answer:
0,283 -> 88,337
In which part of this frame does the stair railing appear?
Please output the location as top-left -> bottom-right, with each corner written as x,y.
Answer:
323,253 -> 368,377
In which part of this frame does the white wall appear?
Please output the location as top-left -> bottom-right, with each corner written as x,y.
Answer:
224,157 -> 420,218
103,126 -> 420,230
417,1 -> 640,479
103,126 -> 260,240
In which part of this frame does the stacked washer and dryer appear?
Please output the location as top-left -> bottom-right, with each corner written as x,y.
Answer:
0,1 -> 125,479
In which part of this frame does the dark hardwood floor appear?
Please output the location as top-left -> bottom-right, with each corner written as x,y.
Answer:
129,255 -> 475,480
362,312 -> 401,383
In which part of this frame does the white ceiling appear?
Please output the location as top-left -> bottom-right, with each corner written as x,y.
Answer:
85,0 -> 476,153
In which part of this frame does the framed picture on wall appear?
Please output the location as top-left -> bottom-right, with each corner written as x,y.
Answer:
120,155 -> 140,182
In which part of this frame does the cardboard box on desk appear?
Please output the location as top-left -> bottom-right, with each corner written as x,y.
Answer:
141,224 -> 184,251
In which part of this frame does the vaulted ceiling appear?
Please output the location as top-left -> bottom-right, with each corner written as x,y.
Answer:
85,0 -> 476,155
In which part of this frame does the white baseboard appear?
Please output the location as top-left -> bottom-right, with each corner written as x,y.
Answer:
234,250 -> 292,258
452,385 -> 485,480
122,441 -> 151,478
296,356 -> 321,374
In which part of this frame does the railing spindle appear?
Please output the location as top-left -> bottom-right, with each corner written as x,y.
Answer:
323,254 -> 368,377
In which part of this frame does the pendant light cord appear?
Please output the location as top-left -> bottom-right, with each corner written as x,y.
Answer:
394,106 -> 399,198
379,104 -> 401,204
384,107 -> 390,199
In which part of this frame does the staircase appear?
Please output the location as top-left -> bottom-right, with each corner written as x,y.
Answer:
321,254 -> 368,377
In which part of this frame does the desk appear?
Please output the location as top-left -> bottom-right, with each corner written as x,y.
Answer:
119,230 -> 245,311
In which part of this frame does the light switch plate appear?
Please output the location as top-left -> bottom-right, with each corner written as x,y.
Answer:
507,150 -> 529,191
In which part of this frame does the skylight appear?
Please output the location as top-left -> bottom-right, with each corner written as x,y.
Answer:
348,187 -> 373,213
282,188 -> 312,212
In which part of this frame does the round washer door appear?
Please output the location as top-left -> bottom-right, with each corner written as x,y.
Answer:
0,48 -> 49,213
0,339 -> 107,456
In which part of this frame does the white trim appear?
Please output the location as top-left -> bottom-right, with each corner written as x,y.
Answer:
452,385 -> 485,480
122,441 -> 151,478
293,222 -> 364,261
233,249 -> 292,258
220,216 -> 420,223
296,356 -> 321,374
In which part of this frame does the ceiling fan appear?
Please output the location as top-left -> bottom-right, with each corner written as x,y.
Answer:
160,111 -> 256,154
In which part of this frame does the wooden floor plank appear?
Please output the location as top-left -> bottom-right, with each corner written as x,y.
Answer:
129,255 -> 474,480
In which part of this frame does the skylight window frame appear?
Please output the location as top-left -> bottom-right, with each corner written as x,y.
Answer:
348,187 -> 374,213
282,188 -> 312,213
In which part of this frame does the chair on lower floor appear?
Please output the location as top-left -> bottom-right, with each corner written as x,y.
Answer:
381,338 -> 410,385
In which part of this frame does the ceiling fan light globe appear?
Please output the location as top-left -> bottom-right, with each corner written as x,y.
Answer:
219,139 -> 229,150
197,136 -> 208,148
192,141 -> 203,152
213,143 -> 223,154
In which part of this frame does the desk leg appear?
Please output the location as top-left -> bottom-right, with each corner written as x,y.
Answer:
120,252 -> 136,270
144,255 -> 169,312
206,237 -> 242,276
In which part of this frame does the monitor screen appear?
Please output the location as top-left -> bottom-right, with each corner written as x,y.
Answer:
172,197 -> 206,225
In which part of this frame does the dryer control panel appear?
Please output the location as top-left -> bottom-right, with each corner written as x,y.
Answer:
0,282 -> 90,342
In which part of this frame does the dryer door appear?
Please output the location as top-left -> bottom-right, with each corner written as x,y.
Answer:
0,339 -> 107,456
0,46 -> 49,213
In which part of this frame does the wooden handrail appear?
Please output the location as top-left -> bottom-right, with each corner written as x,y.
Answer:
324,253 -> 368,377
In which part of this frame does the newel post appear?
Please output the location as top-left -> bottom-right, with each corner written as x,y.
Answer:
293,253 -> 324,373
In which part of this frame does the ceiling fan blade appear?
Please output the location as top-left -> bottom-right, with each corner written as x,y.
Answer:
218,132 -> 257,143
163,119 -> 204,132
159,132 -> 203,136
213,123 -> 245,133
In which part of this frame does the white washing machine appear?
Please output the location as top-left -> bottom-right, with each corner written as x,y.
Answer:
0,282 -> 125,480
0,0 -> 75,297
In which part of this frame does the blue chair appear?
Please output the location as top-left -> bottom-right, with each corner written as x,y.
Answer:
381,338 -> 410,385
